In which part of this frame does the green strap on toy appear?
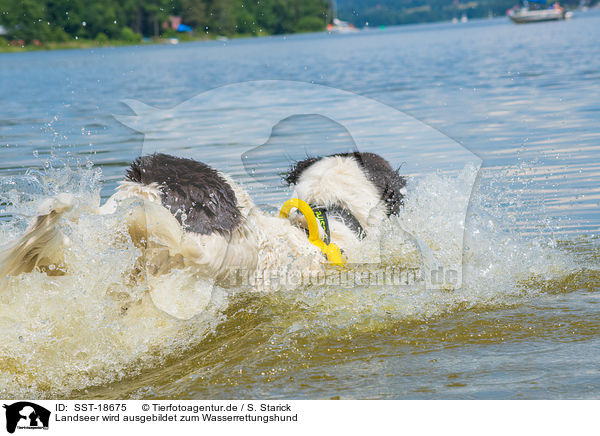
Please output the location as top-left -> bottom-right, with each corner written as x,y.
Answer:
279,198 -> 345,266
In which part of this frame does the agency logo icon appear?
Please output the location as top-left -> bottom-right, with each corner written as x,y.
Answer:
2,402 -> 50,434
116,80 -> 481,318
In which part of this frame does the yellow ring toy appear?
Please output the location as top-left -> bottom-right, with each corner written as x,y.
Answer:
279,198 -> 345,266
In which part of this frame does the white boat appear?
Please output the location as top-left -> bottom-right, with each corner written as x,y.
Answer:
327,18 -> 358,33
508,3 -> 571,23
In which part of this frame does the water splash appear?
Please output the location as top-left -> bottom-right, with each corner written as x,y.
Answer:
0,161 -> 594,398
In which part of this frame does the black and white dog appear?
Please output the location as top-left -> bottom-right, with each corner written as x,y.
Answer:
0,152 -> 406,285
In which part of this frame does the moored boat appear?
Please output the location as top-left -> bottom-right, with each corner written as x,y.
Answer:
508,0 -> 572,23
327,18 -> 359,33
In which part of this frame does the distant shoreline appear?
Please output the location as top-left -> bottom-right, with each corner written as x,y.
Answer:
3,6 -> 598,55
0,33 -> 272,54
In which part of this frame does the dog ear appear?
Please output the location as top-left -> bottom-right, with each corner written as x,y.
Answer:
348,152 -> 407,216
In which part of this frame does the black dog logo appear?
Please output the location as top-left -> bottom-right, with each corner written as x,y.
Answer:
3,402 -> 50,433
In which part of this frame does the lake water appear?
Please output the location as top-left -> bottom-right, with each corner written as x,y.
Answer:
0,11 -> 599,399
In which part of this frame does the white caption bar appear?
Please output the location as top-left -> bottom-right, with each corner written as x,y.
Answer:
0,400 -> 595,436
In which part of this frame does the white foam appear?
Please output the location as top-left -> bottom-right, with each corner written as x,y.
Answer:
0,163 -> 589,397
0,168 -> 227,398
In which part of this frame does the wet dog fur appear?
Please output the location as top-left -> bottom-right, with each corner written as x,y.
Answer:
0,152 -> 406,287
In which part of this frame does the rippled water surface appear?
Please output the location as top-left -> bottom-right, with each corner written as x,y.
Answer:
1,11 -> 599,399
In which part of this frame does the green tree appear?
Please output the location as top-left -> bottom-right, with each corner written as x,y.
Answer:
0,0 -> 331,43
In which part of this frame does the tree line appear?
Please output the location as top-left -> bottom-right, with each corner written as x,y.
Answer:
0,0 -> 331,43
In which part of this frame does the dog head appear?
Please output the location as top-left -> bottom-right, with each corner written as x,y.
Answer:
284,152 -> 406,255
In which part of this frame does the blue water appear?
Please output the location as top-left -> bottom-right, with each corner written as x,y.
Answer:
1,11 -> 599,399
1,12 -> 599,236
